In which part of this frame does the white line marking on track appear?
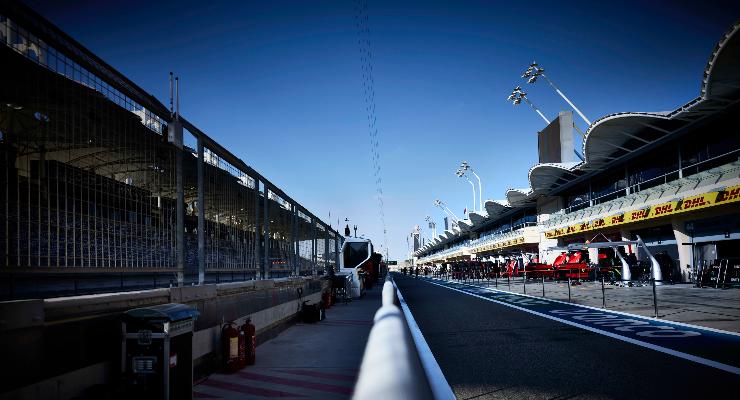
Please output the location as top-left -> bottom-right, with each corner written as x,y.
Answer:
438,277 -> 740,338
418,277 -> 740,376
392,277 -> 457,400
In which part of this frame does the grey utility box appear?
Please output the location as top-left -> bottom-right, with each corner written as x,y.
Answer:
121,303 -> 199,400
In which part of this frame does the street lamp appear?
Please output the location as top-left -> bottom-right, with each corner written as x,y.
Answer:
508,86 -> 549,124
522,61 -> 591,126
456,168 -> 476,213
460,161 -> 483,213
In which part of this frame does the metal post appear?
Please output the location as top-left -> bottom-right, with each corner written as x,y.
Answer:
324,228 -> 330,275
197,138 -> 205,285
175,147 -> 184,286
652,278 -> 659,318
523,272 -> 526,294
601,276 -> 606,308
542,276 -> 545,297
335,231 -> 340,270
507,275 -> 511,291
292,205 -> 298,276
263,184 -> 269,279
254,179 -> 261,279
567,277 -> 572,302
312,221 -> 317,276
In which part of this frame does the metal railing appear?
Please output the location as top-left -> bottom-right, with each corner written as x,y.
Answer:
354,277 -> 446,400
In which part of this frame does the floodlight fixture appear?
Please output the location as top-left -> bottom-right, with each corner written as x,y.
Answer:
456,167 -> 477,212
522,61 -> 591,125
508,86 -> 549,124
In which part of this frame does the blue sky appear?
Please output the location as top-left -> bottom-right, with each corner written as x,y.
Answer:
27,0 -> 739,259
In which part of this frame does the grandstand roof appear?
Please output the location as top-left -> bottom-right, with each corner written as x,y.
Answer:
529,19 -> 740,194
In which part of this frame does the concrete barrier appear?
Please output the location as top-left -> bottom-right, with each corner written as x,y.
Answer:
0,277 -> 327,400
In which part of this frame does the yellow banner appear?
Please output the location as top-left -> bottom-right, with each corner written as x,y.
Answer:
471,236 -> 525,253
545,184 -> 740,238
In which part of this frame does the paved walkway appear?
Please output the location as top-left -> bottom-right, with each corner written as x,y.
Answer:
194,286 -> 382,399
437,275 -> 740,333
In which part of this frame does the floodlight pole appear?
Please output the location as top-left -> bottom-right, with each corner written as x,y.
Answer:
521,96 -> 550,125
468,169 -> 483,213
536,71 -> 591,126
460,174 -> 477,212
434,200 -> 459,224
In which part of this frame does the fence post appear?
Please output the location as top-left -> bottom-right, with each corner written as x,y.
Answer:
523,272 -> 526,294
567,277 -> 571,302
601,275 -> 606,308
197,138 -> 205,285
652,278 -> 659,318
263,183 -> 270,279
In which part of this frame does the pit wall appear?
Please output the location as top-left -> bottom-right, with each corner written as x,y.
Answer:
0,277 -> 326,400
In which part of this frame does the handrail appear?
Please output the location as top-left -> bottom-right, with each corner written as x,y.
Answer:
354,278 -> 439,400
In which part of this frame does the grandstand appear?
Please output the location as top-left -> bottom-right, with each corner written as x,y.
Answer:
0,3 -> 340,299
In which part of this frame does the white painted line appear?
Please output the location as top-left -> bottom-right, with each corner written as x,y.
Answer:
421,277 -> 740,376
392,278 -> 457,400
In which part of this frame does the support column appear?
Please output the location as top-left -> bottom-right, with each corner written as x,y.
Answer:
312,221 -> 317,276
263,184 -> 270,279
197,138 -> 205,285
171,122 -> 185,286
292,205 -> 298,276
254,179 -> 261,279
335,233 -> 340,269
324,230 -> 330,274
620,228 -> 632,254
672,217 -> 692,283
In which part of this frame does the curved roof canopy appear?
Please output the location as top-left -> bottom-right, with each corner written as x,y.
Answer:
525,20 -> 740,194
528,162 -> 582,192
457,219 -> 474,231
468,211 -> 488,225
483,199 -> 510,218
703,19 -> 740,100
505,189 -> 536,207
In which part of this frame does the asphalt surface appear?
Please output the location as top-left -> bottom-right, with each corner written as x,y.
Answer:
394,274 -> 740,400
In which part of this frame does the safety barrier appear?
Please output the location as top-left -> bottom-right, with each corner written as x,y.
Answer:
354,277 -> 439,400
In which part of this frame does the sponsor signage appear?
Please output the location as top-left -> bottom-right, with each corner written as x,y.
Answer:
472,236 -> 526,253
545,185 -> 740,239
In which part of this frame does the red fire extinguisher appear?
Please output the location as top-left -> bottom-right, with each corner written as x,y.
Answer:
222,322 -> 240,372
241,318 -> 256,366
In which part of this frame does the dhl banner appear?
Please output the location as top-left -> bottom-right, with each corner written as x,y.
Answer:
471,236 -> 525,253
544,184 -> 740,239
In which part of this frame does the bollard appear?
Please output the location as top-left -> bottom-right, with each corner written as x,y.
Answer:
495,274 -> 498,288
652,278 -> 659,318
542,276 -> 545,297
601,276 -> 606,308
507,275 -> 511,291
523,273 -> 527,294
567,277 -> 572,302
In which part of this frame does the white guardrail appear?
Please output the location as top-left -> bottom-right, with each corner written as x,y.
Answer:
353,277 -> 456,400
